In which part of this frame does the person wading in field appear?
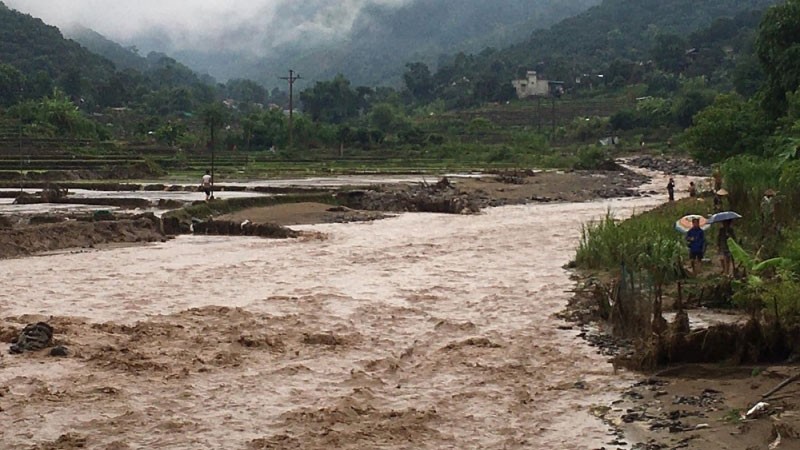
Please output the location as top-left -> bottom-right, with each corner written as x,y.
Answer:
201,169 -> 213,201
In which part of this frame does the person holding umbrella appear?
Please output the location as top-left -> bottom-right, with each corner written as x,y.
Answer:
686,217 -> 706,276
708,211 -> 742,276
717,219 -> 737,276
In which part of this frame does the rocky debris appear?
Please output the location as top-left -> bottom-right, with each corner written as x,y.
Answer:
594,186 -> 641,199
50,345 -> 69,357
336,178 -> 482,214
302,333 -> 344,346
13,186 -> 68,204
672,388 -> 723,408
491,169 -> 535,184
625,156 -> 710,177
192,220 -> 299,239
578,325 -> 634,358
0,215 -> 15,229
9,322 -> 53,354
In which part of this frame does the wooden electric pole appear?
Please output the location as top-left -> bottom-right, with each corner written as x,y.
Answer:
279,70 -> 301,148
18,85 -> 23,192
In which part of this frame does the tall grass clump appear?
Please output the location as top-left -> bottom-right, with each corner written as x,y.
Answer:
721,156 -> 800,239
575,200 -> 711,271
778,160 -> 800,225
721,156 -> 779,222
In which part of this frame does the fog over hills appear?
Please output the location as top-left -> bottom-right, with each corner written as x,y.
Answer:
6,0 -> 599,87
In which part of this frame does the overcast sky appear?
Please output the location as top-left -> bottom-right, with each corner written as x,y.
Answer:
4,0 -> 411,54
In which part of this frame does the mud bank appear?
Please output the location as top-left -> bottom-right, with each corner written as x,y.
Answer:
0,214 -> 167,259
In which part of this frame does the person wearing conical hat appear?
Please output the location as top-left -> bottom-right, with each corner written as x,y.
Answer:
761,189 -> 777,233
713,188 -> 728,212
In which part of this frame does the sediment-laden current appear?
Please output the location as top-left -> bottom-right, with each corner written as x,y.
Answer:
0,174 -> 683,449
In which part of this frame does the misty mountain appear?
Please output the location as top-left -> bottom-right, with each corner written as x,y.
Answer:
65,25 -> 215,85
64,26 -> 150,73
0,1 -> 115,98
165,0 -> 601,87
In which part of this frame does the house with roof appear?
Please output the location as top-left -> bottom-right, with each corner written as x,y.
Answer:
512,71 -> 564,98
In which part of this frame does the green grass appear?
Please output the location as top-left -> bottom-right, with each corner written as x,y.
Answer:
575,198 -> 713,271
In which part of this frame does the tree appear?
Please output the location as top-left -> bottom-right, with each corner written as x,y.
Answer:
202,103 -> 226,149
684,94 -> 770,164
651,34 -> 688,73
733,54 -> 765,97
0,64 -> 24,106
10,90 -> 98,138
756,0 -> 800,118
369,103 -> 397,133
299,75 -> 359,123
242,110 -> 287,150
672,89 -> 714,128
225,78 -> 268,104
403,62 -> 434,102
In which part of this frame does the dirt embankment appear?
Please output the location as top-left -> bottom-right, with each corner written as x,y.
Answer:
0,214 -> 167,259
335,168 -> 650,213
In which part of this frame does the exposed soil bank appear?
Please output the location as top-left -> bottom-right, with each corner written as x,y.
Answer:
0,214 -> 167,259
609,365 -> 800,450
217,202 -> 388,226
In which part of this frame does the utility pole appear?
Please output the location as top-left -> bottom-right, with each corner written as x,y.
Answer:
537,96 -> 542,132
279,69 -> 301,148
18,85 -> 23,192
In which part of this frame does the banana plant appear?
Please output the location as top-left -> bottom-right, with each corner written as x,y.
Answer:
728,237 -> 790,315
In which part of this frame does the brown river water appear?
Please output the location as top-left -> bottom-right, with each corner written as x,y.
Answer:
0,171 -> 698,449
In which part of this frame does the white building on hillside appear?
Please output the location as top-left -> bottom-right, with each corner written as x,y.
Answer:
512,71 -> 563,98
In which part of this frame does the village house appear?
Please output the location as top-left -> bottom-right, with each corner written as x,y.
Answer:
511,71 -> 564,98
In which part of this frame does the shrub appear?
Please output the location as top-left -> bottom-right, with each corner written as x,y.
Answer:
573,146 -> 609,170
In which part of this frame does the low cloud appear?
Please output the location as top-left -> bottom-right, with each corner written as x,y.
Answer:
4,0 -> 412,56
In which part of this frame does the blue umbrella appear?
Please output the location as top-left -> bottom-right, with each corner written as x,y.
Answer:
708,211 -> 742,224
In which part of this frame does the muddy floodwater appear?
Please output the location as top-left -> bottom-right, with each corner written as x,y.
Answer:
0,174 -> 682,449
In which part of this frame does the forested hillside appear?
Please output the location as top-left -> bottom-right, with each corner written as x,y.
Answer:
421,0 -> 779,106
0,2 -> 114,103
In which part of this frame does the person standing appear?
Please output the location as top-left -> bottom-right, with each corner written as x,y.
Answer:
686,217 -> 705,276
713,188 -> 728,212
667,177 -> 675,202
761,189 -> 776,223
718,219 -> 736,276
201,169 -> 213,201
712,167 -> 722,192
688,181 -> 697,197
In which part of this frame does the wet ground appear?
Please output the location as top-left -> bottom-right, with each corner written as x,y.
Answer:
0,188 -> 270,217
